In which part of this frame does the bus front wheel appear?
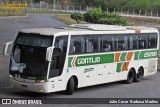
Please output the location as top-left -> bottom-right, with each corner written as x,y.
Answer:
66,77 -> 75,95
125,69 -> 135,84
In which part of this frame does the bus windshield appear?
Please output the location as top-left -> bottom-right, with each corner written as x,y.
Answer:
10,33 -> 53,78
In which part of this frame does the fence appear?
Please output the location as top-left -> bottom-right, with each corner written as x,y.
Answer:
0,7 -> 26,16
111,8 -> 160,18
0,3 -> 160,18
0,4 -> 87,16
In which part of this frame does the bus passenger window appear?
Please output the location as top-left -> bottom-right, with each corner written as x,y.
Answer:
116,35 -> 128,51
69,39 -> 74,54
129,35 -> 138,50
116,36 -> 124,50
69,36 -> 85,54
148,34 -> 157,48
102,35 -> 115,52
86,38 -> 93,53
138,34 -> 148,49
86,35 -> 101,53
103,44 -> 111,51
92,36 -> 101,52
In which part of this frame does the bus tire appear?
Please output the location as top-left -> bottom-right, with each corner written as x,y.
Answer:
125,69 -> 135,84
134,67 -> 143,82
66,77 -> 75,95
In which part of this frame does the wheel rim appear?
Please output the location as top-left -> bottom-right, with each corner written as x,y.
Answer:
128,71 -> 134,82
137,69 -> 143,79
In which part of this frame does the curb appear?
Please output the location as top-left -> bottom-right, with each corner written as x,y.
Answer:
0,14 -> 29,19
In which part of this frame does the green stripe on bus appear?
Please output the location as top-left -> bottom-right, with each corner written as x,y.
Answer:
139,50 -> 158,59
68,57 -> 73,67
116,63 -> 123,72
68,49 -> 158,68
68,54 -> 114,67
134,51 -> 140,60
120,52 -> 127,61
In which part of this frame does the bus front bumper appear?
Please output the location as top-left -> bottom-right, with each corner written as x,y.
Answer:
10,78 -> 49,93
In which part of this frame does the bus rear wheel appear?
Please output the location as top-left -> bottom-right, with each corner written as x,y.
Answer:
125,69 -> 135,84
134,67 -> 143,82
66,77 -> 75,95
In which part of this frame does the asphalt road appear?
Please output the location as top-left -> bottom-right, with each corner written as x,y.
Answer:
0,14 -> 160,107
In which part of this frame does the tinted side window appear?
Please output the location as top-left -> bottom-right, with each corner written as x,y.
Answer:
138,34 -> 148,49
129,35 -> 138,50
116,35 -> 128,51
54,36 -> 68,52
86,35 -> 101,53
148,34 -> 157,48
86,36 -> 93,53
69,36 -> 85,54
102,35 -> 115,51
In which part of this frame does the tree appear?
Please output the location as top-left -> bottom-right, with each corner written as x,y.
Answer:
84,8 -> 102,23
71,12 -> 83,24
84,8 -> 128,25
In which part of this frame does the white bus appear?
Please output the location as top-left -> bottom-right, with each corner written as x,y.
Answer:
3,24 -> 159,95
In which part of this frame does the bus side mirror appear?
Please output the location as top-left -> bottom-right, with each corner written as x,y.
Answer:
3,41 -> 14,56
46,47 -> 54,62
46,47 -> 62,62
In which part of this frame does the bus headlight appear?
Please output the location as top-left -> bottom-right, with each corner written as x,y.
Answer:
36,80 -> 47,83
9,75 -> 14,79
9,75 -> 13,78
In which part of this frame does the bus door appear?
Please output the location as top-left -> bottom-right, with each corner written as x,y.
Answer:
48,35 -> 68,91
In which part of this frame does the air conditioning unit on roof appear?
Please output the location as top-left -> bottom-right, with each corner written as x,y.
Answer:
70,24 -> 126,31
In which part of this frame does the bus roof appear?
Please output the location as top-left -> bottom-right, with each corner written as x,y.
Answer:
20,24 -> 158,36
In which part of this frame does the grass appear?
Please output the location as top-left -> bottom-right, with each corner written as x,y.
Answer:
54,13 -> 160,26
54,14 -> 87,25
124,16 -> 160,25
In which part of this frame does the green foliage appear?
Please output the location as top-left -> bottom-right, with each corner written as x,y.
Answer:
97,17 -> 128,26
100,0 -> 160,11
84,8 -> 128,26
151,0 -> 160,11
71,12 -> 83,24
72,0 -> 160,12
84,8 -> 102,23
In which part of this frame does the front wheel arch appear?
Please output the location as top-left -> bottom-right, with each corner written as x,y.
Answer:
72,75 -> 78,90
65,75 -> 78,95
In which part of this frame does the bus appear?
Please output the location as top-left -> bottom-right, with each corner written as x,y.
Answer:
3,24 -> 159,95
